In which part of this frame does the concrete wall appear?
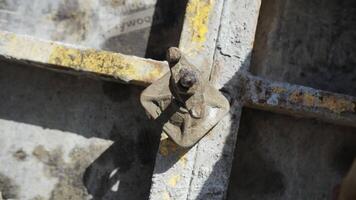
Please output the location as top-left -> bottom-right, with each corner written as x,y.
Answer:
0,0 -> 186,199
1,0 -> 356,199
251,0 -> 356,96
0,60 -> 161,199
227,0 -> 356,199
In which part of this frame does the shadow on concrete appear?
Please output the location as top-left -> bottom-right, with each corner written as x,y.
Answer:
145,0 -> 188,60
0,1 -> 188,199
102,0 -> 188,61
83,126 -> 160,200
3,0 -> 356,199
0,59 -> 162,199
82,1 -> 188,198
195,51 -> 356,200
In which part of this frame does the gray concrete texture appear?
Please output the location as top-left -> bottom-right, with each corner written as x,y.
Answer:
251,0 -> 356,96
0,0 -> 186,60
0,0 -> 187,199
0,60 -> 161,199
0,0 -> 356,199
227,0 -> 356,199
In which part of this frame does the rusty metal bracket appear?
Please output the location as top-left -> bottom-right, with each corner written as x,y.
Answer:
140,47 -> 230,147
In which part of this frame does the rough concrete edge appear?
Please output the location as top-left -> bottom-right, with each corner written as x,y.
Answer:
149,0 -> 262,199
148,0 -> 225,199
185,0 -> 262,199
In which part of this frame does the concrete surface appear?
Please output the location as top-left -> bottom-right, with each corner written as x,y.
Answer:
226,0 -> 356,199
1,0 -> 356,199
251,0 -> 356,96
227,109 -> 356,200
0,0 -> 186,199
0,60 -> 161,199
149,0 -> 231,199
0,0 -> 186,60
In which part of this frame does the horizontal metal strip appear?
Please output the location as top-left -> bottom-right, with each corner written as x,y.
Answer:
0,31 -> 169,86
241,73 -> 356,128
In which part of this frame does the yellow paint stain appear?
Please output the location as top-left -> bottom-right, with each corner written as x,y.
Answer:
289,92 -> 355,113
0,31 -> 167,85
49,46 -> 136,79
179,154 -> 188,167
162,191 -> 171,200
48,46 -> 167,84
186,0 -> 214,43
168,175 -> 181,187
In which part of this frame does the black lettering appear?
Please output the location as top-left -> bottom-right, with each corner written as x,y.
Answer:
125,20 -> 136,27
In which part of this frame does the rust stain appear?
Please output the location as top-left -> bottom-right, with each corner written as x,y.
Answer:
186,0 -> 214,44
271,87 -> 287,94
319,96 -> 355,113
289,91 -> 355,113
159,136 -> 189,158
302,93 -> 316,107
159,138 -> 179,156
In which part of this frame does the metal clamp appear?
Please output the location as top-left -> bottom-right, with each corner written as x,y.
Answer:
141,47 -> 230,147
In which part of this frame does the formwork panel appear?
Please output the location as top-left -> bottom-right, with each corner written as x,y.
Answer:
250,0 -> 356,96
227,0 -> 356,199
227,108 -> 356,200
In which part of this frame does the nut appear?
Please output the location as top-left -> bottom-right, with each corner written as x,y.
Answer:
179,69 -> 197,88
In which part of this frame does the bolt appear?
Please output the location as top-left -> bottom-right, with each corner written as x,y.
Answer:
179,69 -> 197,88
166,47 -> 181,65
